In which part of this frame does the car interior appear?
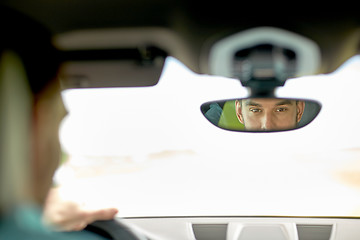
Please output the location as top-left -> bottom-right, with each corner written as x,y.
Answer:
2,1 -> 360,239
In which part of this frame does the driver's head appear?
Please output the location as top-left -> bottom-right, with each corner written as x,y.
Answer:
0,6 -> 63,213
235,98 -> 305,131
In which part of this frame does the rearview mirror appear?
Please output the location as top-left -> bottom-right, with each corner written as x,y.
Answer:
201,98 -> 321,132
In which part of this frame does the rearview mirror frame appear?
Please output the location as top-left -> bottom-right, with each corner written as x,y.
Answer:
201,98 -> 321,132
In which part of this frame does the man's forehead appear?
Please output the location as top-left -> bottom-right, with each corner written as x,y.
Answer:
243,98 -> 295,106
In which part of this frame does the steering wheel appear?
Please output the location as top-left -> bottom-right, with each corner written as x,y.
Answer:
84,219 -> 146,240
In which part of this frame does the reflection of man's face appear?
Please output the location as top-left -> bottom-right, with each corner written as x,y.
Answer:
235,98 -> 305,131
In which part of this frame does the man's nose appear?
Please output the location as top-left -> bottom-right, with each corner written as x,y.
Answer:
261,113 -> 275,130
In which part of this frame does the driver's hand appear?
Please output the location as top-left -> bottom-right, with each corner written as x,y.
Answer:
43,187 -> 118,231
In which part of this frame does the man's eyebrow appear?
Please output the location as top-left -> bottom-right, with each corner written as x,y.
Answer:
244,100 -> 262,107
275,100 -> 294,106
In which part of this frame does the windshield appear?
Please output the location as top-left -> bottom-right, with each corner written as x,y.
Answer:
57,56 -> 360,218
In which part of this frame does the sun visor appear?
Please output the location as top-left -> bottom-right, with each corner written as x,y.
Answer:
54,28 -> 177,89
58,47 -> 167,89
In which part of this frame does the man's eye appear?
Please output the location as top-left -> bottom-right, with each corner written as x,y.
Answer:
276,107 -> 288,112
250,108 -> 262,113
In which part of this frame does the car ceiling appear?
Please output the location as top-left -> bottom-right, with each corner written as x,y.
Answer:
2,1 -> 360,78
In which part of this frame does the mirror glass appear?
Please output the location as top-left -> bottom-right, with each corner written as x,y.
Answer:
201,98 -> 321,132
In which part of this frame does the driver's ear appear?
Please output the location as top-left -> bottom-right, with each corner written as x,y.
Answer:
296,101 -> 305,123
235,100 -> 244,124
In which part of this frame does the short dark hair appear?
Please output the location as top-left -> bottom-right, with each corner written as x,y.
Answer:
0,6 -> 61,95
